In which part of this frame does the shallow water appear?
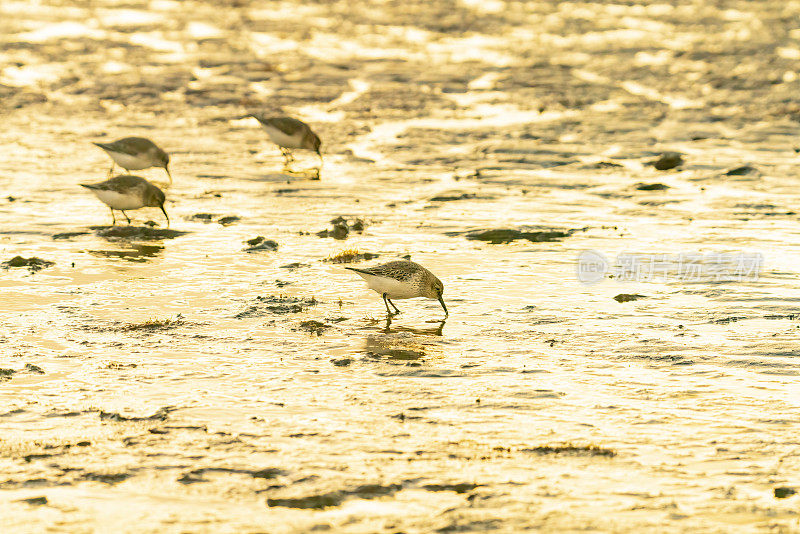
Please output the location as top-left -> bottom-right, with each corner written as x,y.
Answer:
2,0 -> 800,532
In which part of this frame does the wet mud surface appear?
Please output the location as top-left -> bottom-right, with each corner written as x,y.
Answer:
2,0 -> 800,532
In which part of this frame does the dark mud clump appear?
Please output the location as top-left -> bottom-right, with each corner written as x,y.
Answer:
280,262 -> 308,270
520,444 -> 616,457
430,190 -> 478,202
774,487 -> 796,499
52,231 -> 90,240
636,183 -> 670,191
711,316 -> 749,324
316,216 -> 366,240
267,483 -> 402,509
252,468 -> 285,479
105,362 -> 138,370
83,472 -> 132,485
324,248 -> 378,263
297,320 -> 330,335
2,256 -> 54,272
186,213 -> 238,225
178,467 -> 285,485
366,347 -> 426,361
650,152 -> 684,171
98,407 -> 173,423
16,496 -> 48,506
24,363 -> 44,374
613,294 -> 647,303
243,236 -> 279,252
268,492 -> 344,509
725,165 -> 759,176
23,453 -> 53,463
422,483 -> 482,493
583,161 -> 624,169
317,220 -> 349,240
453,227 -> 577,244
117,315 -> 184,331
88,244 -> 164,262
0,369 -> 15,381
346,218 -> 365,232
93,226 -> 188,240
235,295 -> 318,318
218,216 -> 240,226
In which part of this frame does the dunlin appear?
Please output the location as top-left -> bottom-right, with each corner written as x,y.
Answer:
251,115 -> 322,167
81,175 -> 169,226
94,137 -> 172,183
346,260 -> 448,316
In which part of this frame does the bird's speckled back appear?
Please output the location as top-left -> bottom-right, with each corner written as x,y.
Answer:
359,260 -> 443,297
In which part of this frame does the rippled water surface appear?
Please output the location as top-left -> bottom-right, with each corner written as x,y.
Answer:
2,0 -> 800,532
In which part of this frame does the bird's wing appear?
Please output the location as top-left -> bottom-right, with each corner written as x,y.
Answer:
94,137 -> 153,156
256,117 -> 306,135
346,262 -> 413,281
84,175 -> 147,192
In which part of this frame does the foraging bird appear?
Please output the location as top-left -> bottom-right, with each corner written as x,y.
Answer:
93,137 -> 172,183
346,260 -> 448,316
80,175 -> 169,226
251,115 -> 322,168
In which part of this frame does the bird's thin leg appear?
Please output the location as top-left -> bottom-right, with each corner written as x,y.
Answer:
121,210 -> 131,224
382,293 -> 395,316
387,298 -> 401,314
109,208 -> 116,226
107,162 -> 116,178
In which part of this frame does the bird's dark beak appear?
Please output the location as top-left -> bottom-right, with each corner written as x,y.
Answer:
164,165 -> 172,184
160,204 -> 170,227
316,148 -> 323,164
437,292 -> 448,316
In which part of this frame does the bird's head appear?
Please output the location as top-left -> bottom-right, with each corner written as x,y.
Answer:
425,276 -> 447,315
309,132 -> 322,156
144,185 -> 170,227
161,152 -> 172,183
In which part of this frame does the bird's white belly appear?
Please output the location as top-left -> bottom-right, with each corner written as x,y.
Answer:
108,152 -> 149,170
92,190 -> 144,210
362,274 -> 420,299
261,125 -> 304,149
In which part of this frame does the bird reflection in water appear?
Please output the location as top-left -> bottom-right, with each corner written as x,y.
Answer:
379,314 -> 445,336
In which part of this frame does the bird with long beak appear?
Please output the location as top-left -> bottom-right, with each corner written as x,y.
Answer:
251,115 -> 322,170
93,137 -> 172,184
80,175 -> 169,227
346,260 -> 448,317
